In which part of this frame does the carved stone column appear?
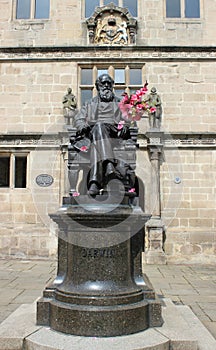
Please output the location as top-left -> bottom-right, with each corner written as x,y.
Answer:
145,131 -> 166,264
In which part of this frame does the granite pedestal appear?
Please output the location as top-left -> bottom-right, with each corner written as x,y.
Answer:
37,199 -> 163,337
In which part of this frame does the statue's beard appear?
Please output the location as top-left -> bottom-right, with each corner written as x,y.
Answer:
99,89 -> 114,102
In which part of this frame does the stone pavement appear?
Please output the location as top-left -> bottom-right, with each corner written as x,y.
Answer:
0,259 -> 215,340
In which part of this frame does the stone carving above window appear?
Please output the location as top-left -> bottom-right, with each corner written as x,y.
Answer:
86,3 -> 137,45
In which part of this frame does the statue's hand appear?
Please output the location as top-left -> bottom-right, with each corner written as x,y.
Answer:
77,123 -> 90,136
118,125 -> 129,138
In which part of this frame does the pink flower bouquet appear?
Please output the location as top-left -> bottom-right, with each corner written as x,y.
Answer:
118,82 -> 156,124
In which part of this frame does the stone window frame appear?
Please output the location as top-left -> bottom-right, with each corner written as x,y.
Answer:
83,0 -> 138,19
165,0 -> 203,21
78,64 -> 145,106
0,152 -> 28,189
12,0 -> 50,21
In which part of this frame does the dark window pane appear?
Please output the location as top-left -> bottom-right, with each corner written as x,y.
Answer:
115,69 -> 125,84
15,156 -> 27,188
123,0 -> 137,17
81,69 -> 93,85
16,0 -> 31,19
129,68 -> 142,85
81,89 -> 93,106
166,0 -> 181,18
85,0 -> 100,17
0,157 -> 10,187
35,0 -> 50,19
185,0 -> 200,18
104,0 -> 118,5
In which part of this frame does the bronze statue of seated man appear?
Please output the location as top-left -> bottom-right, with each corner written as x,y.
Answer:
74,73 -> 134,196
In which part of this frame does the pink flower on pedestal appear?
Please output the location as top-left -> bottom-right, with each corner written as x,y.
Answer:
128,188 -> 135,193
72,192 -> 80,197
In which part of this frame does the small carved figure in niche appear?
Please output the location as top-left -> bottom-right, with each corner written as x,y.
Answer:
62,88 -> 77,125
95,19 -> 105,43
129,29 -> 136,44
116,22 -> 128,44
147,87 -> 162,129
73,74 -> 133,196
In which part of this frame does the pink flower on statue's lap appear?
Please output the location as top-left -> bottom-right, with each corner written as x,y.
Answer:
80,146 -> 88,152
117,120 -> 125,130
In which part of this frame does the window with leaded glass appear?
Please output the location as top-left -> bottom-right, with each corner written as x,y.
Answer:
16,0 -> 50,19
79,65 -> 144,106
85,0 -> 137,18
166,0 -> 200,18
0,154 -> 28,188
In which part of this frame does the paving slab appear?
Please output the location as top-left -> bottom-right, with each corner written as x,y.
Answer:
0,302 -> 41,350
202,321 -> 216,340
0,260 -> 215,343
177,304 -> 216,350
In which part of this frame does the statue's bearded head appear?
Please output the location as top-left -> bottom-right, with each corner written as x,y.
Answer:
96,74 -> 114,102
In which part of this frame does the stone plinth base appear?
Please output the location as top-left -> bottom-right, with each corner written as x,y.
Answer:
1,299 -> 216,350
37,204 -> 163,336
37,273 -> 162,337
145,218 -> 167,265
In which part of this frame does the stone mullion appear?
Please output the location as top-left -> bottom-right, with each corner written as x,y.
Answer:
92,66 -> 98,96
31,0 -> 35,19
10,153 -> 15,189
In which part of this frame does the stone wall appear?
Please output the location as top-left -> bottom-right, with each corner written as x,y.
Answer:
145,62 -> 216,134
1,59 -> 216,135
0,0 -> 216,47
0,144 -> 62,259
0,61 -> 77,134
161,148 -> 216,263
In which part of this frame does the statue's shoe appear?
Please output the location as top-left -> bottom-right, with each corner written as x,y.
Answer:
88,183 -> 100,196
105,162 -> 124,180
105,162 -> 116,178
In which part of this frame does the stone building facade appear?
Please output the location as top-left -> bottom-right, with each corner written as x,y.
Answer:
0,0 -> 216,263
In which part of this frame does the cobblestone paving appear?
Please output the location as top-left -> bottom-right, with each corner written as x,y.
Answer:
144,264 -> 216,339
0,259 -> 215,339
